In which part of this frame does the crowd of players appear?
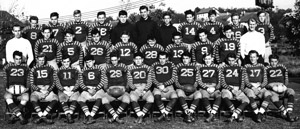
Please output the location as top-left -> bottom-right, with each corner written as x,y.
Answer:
3,5 -> 299,125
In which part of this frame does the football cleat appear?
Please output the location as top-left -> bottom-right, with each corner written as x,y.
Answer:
154,114 -> 165,122
205,113 -> 215,123
7,115 -> 17,124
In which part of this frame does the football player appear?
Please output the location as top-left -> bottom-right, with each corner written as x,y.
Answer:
256,11 -> 275,63
265,55 -> 299,122
22,16 -> 43,51
152,52 -> 178,122
191,29 -> 215,64
86,28 -> 111,67
55,55 -> 80,123
91,11 -> 113,42
244,50 -> 272,123
34,26 -> 60,70
59,28 -> 84,72
112,31 -> 138,65
165,32 -> 189,65
177,10 -> 202,51
128,52 -> 154,124
102,52 -> 130,124
175,52 -> 201,123
30,53 -> 58,124
78,55 -> 106,124
66,10 -> 90,50
198,53 -> 221,122
220,53 -> 249,122
48,12 -> 66,43
214,25 -> 240,66
140,34 -> 164,66
230,13 -> 247,40
3,51 -> 29,124
203,10 -> 223,43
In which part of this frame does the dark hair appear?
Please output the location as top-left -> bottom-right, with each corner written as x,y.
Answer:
29,16 -> 39,22
139,5 -> 148,11
110,51 -> 120,58
184,10 -> 194,16
231,12 -> 240,19
257,10 -> 266,17
42,26 -> 52,32
202,52 -> 213,59
208,10 -> 217,16
223,25 -> 233,32
226,53 -> 237,60
119,10 -> 128,16
248,50 -> 259,57
197,28 -> 208,35
65,28 -> 75,35
172,32 -> 181,38
147,34 -> 156,40
269,54 -> 279,61
84,55 -> 94,62
97,11 -> 106,17
91,28 -> 100,36
248,18 -> 257,24
50,12 -> 59,18
37,52 -> 46,59
121,31 -> 130,36
158,51 -> 168,58
163,12 -> 172,19
134,52 -> 144,59
13,51 -> 23,59
62,54 -> 70,61
13,24 -> 21,29
181,51 -> 192,61
73,9 -> 81,15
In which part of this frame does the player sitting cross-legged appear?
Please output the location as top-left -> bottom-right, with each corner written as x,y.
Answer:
77,55 -> 106,125
220,53 -> 249,122
176,52 -> 202,123
30,53 -> 58,124
265,54 -> 299,122
152,52 -> 178,122
4,51 -> 30,125
102,52 -> 130,124
198,53 -> 221,123
128,52 -> 154,124
55,55 -> 81,123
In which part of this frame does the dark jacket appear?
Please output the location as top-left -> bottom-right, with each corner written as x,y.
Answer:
158,23 -> 178,48
135,16 -> 158,48
111,20 -> 136,45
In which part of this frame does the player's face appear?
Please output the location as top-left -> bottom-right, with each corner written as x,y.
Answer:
110,57 -> 119,66
227,57 -> 236,66
62,58 -> 71,68
270,58 -> 278,67
50,16 -> 58,25
37,57 -> 45,66
209,14 -> 216,22
147,39 -> 156,46
249,21 -> 257,31
14,55 -> 22,65
258,13 -> 266,23
249,53 -> 258,64
119,15 -> 127,23
159,55 -> 168,65
85,60 -> 95,68
232,15 -> 240,25
134,56 -> 143,65
65,33 -> 74,42
182,56 -> 191,64
163,15 -> 171,25
74,13 -> 81,22
121,34 -> 130,43
173,35 -> 182,45
199,32 -> 207,42
12,26 -> 21,38
97,14 -> 106,24
224,29 -> 232,38
42,29 -> 51,39
30,20 -> 38,28
186,14 -> 194,23
140,9 -> 149,19
92,33 -> 101,42
204,55 -> 213,65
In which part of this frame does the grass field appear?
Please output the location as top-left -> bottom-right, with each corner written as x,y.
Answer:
0,78 -> 300,129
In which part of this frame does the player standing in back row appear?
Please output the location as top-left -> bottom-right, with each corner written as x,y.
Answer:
203,10 -> 223,43
91,11 -> 113,43
48,12 -> 66,43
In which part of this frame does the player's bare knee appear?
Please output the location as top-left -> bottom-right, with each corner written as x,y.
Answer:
122,95 -> 131,104
146,95 -> 154,103
170,92 -> 178,99
130,94 -> 138,102
176,89 -> 185,97
194,91 -> 202,99
4,92 -> 13,100
102,97 -> 109,104
271,95 -> 279,102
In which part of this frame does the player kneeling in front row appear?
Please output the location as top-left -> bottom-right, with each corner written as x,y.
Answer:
220,53 -> 249,122
30,53 -> 58,124
265,55 -> 299,122
176,52 -> 202,123
102,52 -> 130,124
78,55 -> 106,124
152,52 -> 178,122
128,52 -> 154,124
244,50 -> 272,123
4,51 -> 30,124
198,53 -> 222,122
55,55 -> 80,123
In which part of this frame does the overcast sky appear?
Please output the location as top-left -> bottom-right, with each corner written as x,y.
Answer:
0,0 -> 296,19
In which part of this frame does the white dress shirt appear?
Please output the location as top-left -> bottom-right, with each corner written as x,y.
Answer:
240,31 -> 265,59
5,37 -> 34,65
